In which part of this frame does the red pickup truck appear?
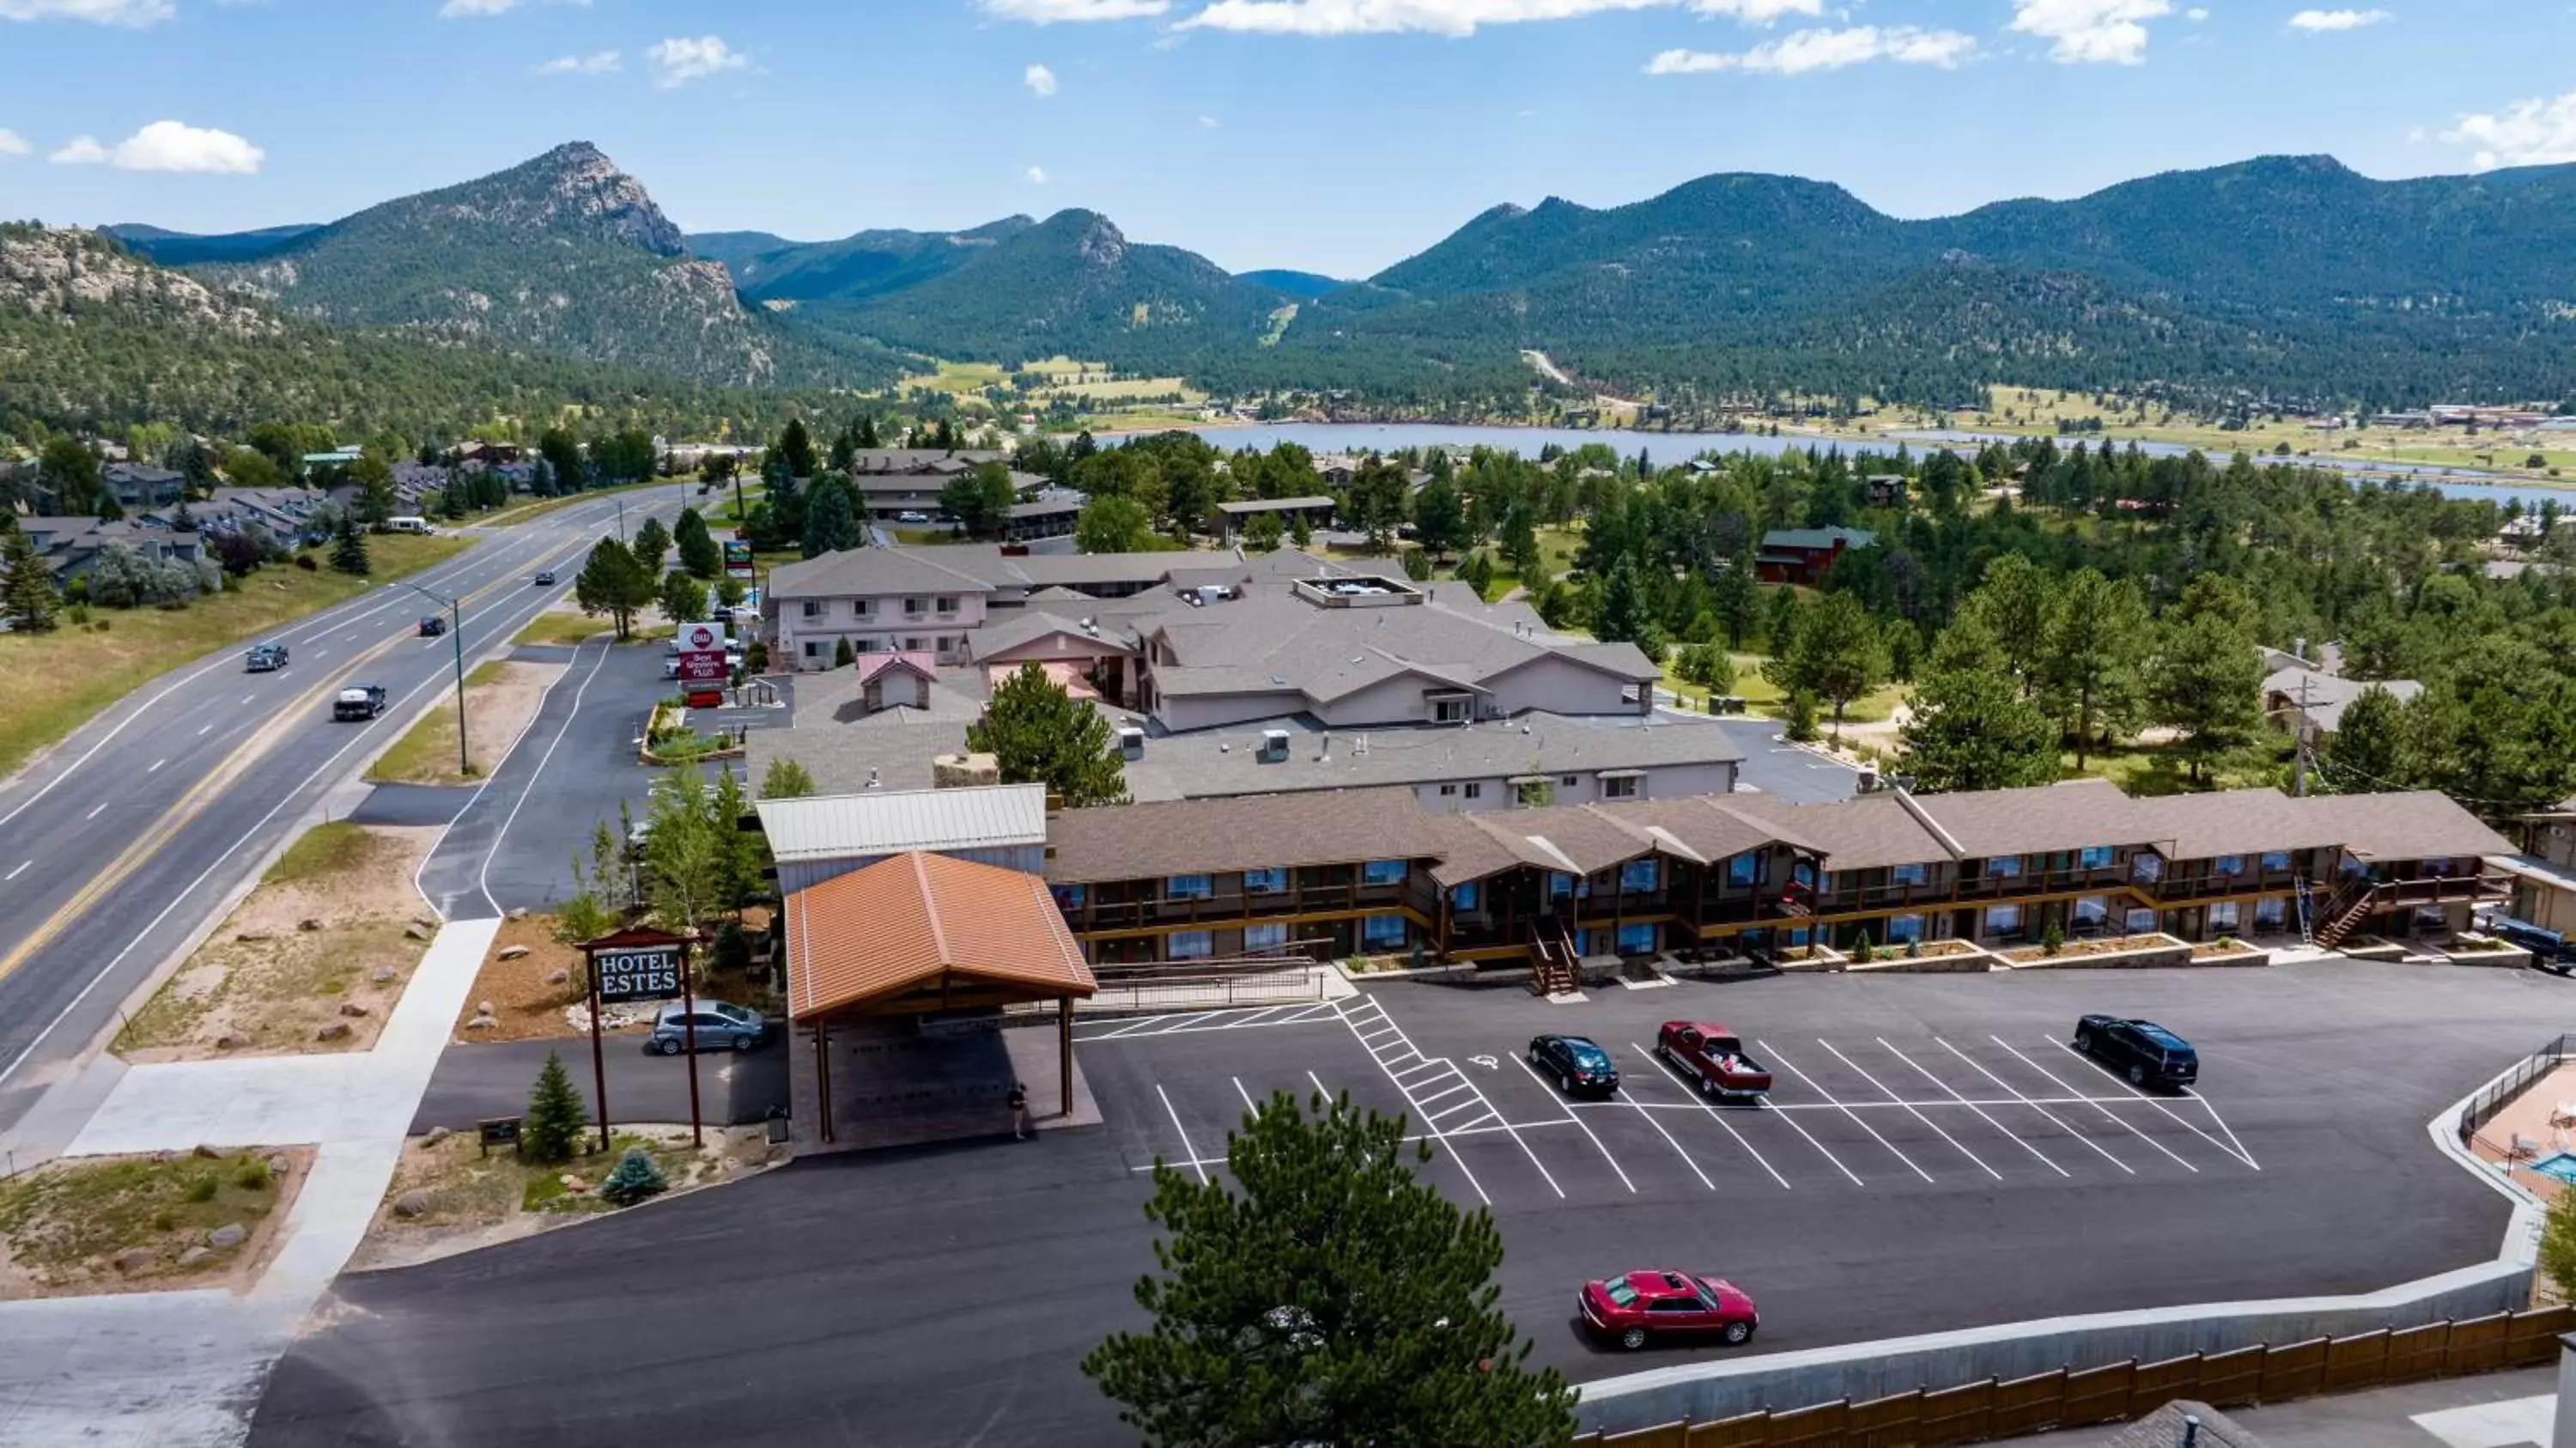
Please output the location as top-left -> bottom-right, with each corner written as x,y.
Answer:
1656,1021 -> 1773,1100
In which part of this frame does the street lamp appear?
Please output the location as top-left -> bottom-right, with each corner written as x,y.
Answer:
403,581 -> 470,777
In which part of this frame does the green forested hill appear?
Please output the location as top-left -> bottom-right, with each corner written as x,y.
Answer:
717,217 -> 1034,302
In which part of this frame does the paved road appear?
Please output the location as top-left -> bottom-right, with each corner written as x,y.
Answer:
411,1035 -> 790,1134
0,492 -> 683,1138
248,961 -> 2566,1447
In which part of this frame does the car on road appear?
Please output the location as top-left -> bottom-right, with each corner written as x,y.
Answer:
1577,1269 -> 1759,1351
2073,1015 -> 2198,1091
532,569 -> 556,587
1655,1020 -> 1772,1099
244,642 -> 290,672
417,615 -> 447,638
1528,1033 -> 1619,1098
647,1001 -> 767,1055
332,684 -> 388,721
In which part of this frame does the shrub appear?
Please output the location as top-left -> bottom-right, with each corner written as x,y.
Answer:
1851,931 -> 1875,964
833,636 -> 855,668
1784,691 -> 1821,743
183,1176 -> 217,1203
713,921 -> 751,975
521,1050 -> 591,1165
598,1147 -> 669,1208
234,1159 -> 270,1191
1905,938 -> 1923,958
2041,919 -> 2066,956
294,554 -> 319,572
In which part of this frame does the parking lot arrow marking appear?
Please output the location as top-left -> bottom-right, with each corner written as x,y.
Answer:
1990,1037 -> 2196,1172
1762,1040 -> 1935,1183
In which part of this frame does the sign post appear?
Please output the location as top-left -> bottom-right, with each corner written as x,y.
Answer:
579,928 -> 695,1153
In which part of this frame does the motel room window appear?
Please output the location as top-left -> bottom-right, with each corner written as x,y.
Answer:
1433,697 -> 1471,724
1051,884 -> 1085,910
1169,930 -> 1214,960
1989,855 -> 2024,879
2078,846 -> 2115,870
2261,850 -> 2293,873
852,599 -> 873,618
1601,776 -> 1640,800
1438,783 -> 1457,797
2132,853 -> 2165,884
1548,872 -> 1574,900
2126,907 -> 2159,934
1984,904 -> 2022,937
1167,873 -> 1213,900
1244,922 -> 1289,953
905,637 -> 927,652
1886,914 -> 1924,943
1362,915 -> 1406,949
1892,861 -> 1928,886
1728,854 -> 1759,886
2075,895 -> 2110,927
1361,859 -> 1406,886
1450,880 -> 1479,910
801,641 -> 824,660
2423,857 -> 2456,878
2208,901 -> 2241,932
1242,867 -> 1288,893
1619,858 -> 1661,892
2215,855 -> 2245,877
1561,775 -> 1581,788
2256,897 -> 2286,929
1616,922 -> 1656,955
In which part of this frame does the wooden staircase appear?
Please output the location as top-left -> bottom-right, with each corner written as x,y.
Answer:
1532,926 -> 1582,997
2313,879 -> 2378,951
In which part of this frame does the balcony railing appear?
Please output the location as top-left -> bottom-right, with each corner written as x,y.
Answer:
2149,869 -> 2303,903
1063,881 -> 1404,934
1953,866 -> 2130,901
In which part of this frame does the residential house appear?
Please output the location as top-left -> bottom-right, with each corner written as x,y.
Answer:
1754,526 -> 1875,587
1863,475 -> 1907,508
2262,666 -> 2421,737
16,515 -> 204,584
101,463 -> 185,513
1213,496 -> 1336,536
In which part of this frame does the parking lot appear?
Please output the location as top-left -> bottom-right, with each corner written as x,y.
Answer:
1075,961 -> 2558,1372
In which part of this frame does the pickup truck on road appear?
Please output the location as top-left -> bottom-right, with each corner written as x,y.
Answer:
1656,1020 -> 1773,1100
332,684 -> 388,721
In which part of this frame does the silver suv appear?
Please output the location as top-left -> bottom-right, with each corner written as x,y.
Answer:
647,1001 -> 766,1055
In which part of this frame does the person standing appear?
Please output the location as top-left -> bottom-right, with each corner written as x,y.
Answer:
1007,1080 -> 1030,1140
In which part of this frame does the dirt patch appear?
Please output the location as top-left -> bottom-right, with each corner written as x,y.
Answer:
115,825 -> 440,1062
455,910 -> 777,1043
349,1124 -> 773,1273
367,659 -> 563,786
0,1146 -> 313,1299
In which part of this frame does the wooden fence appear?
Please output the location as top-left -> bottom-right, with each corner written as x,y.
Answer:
1575,1305 -> 2573,1448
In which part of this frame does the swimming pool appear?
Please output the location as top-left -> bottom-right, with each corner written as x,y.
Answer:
2530,1151 -> 2576,1186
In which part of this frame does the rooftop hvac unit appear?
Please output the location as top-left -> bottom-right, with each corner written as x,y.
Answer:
1258,728 -> 1291,764
1116,726 -> 1146,762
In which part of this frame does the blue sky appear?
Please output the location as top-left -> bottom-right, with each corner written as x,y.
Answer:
3,0 -> 2572,278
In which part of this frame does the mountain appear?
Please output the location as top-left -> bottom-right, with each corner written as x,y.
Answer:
720,217 -> 1036,303
683,230 -> 802,271
1303,157 -> 2576,407
0,222 -> 801,438
1236,269 -> 1346,300
103,223 -> 322,267
185,143 -> 901,390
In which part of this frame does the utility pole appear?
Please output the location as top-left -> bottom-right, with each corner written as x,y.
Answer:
2293,673 -> 2314,799
405,582 -> 470,776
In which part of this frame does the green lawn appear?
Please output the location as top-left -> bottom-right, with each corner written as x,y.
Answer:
513,612 -> 609,647
0,533 -> 471,780
263,820 -> 376,886
364,660 -> 506,784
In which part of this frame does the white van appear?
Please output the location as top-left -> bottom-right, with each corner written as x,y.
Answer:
385,516 -> 432,535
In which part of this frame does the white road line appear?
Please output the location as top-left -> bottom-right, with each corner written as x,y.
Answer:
1820,1038 -> 2001,1180
1876,1037 -> 2068,1177
1626,1043 -> 1800,1189
2048,1039 -> 2262,1171
1761,1039 -> 1935,1183
2183,1088 -> 2264,1171
1157,1083 -> 1209,1185
3,861 -> 27,882
1310,1063 -> 1489,1208
146,758 -> 165,774
1392,1060 -> 1448,1081
240,693 -> 256,706
86,801 -> 107,820
1133,1116 -> 1587,1174
1509,1054 -> 1635,1193
469,639 -> 614,917
196,724 -> 213,737
1935,1038 -> 2134,1174
1415,1080 -> 1473,1106
1990,1036 -> 2196,1172
1087,1014 -> 1177,1040
1231,1075 -> 1261,1115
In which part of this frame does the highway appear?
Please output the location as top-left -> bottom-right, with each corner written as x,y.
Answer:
0,489 -> 686,1138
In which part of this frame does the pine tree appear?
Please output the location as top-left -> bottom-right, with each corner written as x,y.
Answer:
630,516 -> 671,570
1084,1091 -> 1576,1447
574,536 -> 653,640
1900,615 -> 2060,792
708,764 -> 765,912
522,1050 -> 590,1164
675,508 -> 722,580
969,663 -> 1130,807
659,570 -> 708,629
2042,569 -> 2148,766
857,415 -> 881,449
1242,511 -> 1285,553
802,478 -> 860,558
330,510 -> 371,576
834,636 -> 855,668
599,1147 -> 668,1207
1763,591 -> 1885,735
2,519 -> 60,633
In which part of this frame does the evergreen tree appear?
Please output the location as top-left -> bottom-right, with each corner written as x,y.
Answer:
2321,684 -> 2421,794
2042,569 -> 2149,766
1763,584 -> 1801,655
1764,591 -> 1885,735
1289,509 -> 1314,550
708,764 -> 766,912
1783,689 -> 1820,742
856,416 -> 881,449
776,418 -> 818,480
1075,496 -> 1154,555
760,756 -> 817,800
940,463 -> 1018,540
538,427 -> 586,496
674,508 -> 722,580
1710,556 -> 1759,649
574,536 -> 653,640
522,1050 -> 590,1165
39,437 -> 101,517
1595,559 -> 1651,647
2,518 -> 60,633
827,423 -> 859,475
1412,474 -> 1468,557
351,452 -> 396,526
1084,1091 -> 1576,1448
599,1147 -> 669,1207
1242,511 -> 1285,553
801,478 -> 860,558
969,663 -> 1130,806
1960,553 -> 2057,697
329,510 -> 371,576
1900,616 -> 2060,792
2148,608 -> 2264,785
834,636 -> 856,668
659,569 -> 708,628
629,516 -> 671,570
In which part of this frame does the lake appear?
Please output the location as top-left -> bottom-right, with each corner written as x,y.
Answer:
1172,421 -> 2555,508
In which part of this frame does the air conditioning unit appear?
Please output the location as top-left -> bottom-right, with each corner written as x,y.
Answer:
1259,728 -> 1291,764
1117,726 -> 1146,762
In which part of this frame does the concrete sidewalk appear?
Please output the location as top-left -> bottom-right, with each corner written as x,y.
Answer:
0,918 -> 500,1448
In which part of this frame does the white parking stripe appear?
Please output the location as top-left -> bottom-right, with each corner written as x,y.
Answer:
1157,1083 -> 1209,1186
1936,1039 -> 2133,1175
1232,1076 -> 1261,1114
1877,1037 -> 2069,1177
2184,1088 -> 2263,1171
1819,1038 -> 2002,1180
1761,1040 -> 1935,1183
1626,1043 -> 1800,1189
2048,1039 -> 2262,1171
1990,1036 -> 2196,1172
1415,1080 -> 1473,1106
1337,998 -> 1563,1199
1313,1065 -> 1489,1207
1510,1054 -> 1635,1193
1601,1089 -> 1717,1191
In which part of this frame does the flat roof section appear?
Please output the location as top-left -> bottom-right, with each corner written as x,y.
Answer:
755,783 -> 1048,865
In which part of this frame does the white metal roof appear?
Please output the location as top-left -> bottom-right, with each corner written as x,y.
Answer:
754,783 -> 1049,864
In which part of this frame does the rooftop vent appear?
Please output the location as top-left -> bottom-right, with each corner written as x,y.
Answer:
1258,728 -> 1291,764
1116,726 -> 1146,762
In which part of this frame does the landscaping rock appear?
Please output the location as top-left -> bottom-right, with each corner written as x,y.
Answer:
477,1000 -> 495,1018
392,1189 -> 435,1220
315,1021 -> 354,1043
337,1002 -> 370,1018
206,1223 -> 247,1250
507,907 -> 529,921
234,931 -> 273,943
404,923 -> 433,941
545,969 -> 569,987
498,945 -> 532,962
298,918 -> 324,933
212,1033 -> 245,1051
560,1174 -> 589,1194
112,1247 -> 158,1275
265,1154 -> 292,1177
191,1144 -> 220,1159
422,1126 -> 453,1146
371,967 -> 398,984
175,1246 -> 211,1270
464,1015 -> 496,1031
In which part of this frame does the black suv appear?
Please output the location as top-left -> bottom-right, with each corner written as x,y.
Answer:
244,642 -> 289,672
2073,1015 -> 2198,1091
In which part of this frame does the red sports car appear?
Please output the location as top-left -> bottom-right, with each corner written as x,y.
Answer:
1578,1269 -> 1759,1351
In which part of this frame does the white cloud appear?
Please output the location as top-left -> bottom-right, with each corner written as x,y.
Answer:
1197,113 -> 1221,127
2008,0 -> 2171,64
49,119 -> 264,172
2445,92 -> 2576,171
0,0 -> 173,23
646,34 -> 748,88
0,129 -> 28,156
2287,8 -> 2388,31
536,49 -> 620,75
1179,0 -> 1819,39
438,0 -> 591,15
1026,165 -> 1050,184
1024,62 -> 1060,95
981,0 -> 1170,20
1648,23 -> 1977,73
2184,6 -> 2207,18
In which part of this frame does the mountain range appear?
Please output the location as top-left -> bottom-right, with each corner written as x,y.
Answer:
58,143 -> 2576,431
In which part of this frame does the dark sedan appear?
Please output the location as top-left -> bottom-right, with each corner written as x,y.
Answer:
2074,1014 -> 2199,1091
1528,1033 -> 1619,1098
244,642 -> 289,672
